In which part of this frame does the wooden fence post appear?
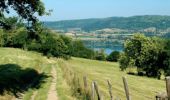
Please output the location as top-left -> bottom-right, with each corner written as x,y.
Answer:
91,82 -> 95,100
122,77 -> 131,100
83,76 -> 88,99
155,92 -> 167,100
166,76 -> 170,100
107,80 -> 114,100
83,76 -> 88,91
94,81 -> 102,100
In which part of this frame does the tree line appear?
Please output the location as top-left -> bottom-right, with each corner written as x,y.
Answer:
0,17 -> 120,61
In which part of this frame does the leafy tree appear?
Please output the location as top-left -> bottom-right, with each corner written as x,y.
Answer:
60,35 -> 73,56
71,40 -> 95,59
0,0 -> 45,31
95,49 -> 106,61
0,29 -> 4,46
120,34 -> 166,78
106,51 -> 120,62
119,53 -> 129,71
163,40 -> 170,76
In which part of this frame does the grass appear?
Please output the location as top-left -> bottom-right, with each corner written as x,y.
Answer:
0,48 -> 52,100
56,59 -> 76,100
0,47 -> 167,100
31,63 -> 52,100
0,47 -> 76,100
59,57 -> 166,100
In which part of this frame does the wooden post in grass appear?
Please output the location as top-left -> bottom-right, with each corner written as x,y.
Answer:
91,82 -> 95,100
83,76 -> 88,92
122,77 -> 131,100
94,81 -> 102,100
166,76 -> 170,100
107,80 -> 114,100
83,76 -> 88,99
155,92 -> 167,100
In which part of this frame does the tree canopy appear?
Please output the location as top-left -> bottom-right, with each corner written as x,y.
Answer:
119,34 -> 170,79
0,0 -> 45,30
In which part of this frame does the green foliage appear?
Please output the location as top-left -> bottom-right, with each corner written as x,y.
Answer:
163,40 -> 170,76
71,40 -> 95,59
119,34 -> 169,78
40,33 -> 68,58
0,28 -> 96,59
0,17 -> 24,30
0,0 -> 45,31
0,28 -> 69,59
119,53 -> 130,71
94,49 -> 106,61
106,51 -> 120,62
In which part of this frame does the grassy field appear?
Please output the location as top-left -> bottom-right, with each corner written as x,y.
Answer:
58,57 -> 166,100
0,48 -> 167,100
0,48 -> 73,100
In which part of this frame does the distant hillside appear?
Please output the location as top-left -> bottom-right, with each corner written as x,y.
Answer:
43,15 -> 170,32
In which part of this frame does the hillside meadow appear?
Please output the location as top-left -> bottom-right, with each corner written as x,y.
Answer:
58,57 -> 166,100
0,48 -> 74,100
0,48 -> 166,100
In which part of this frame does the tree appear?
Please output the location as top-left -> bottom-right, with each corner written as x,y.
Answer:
71,40 -> 95,59
120,33 -> 165,78
163,40 -> 170,76
0,0 -> 45,31
95,49 -> 106,61
106,51 -> 120,62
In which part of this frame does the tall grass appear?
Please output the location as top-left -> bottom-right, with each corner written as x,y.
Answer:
55,61 -> 75,100
58,59 -> 91,100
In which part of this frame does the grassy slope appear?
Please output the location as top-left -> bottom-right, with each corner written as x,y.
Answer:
64,57 -> 166,100
0,48 -> 166,100
0,48 -> 73,100
0,48 -> 52,100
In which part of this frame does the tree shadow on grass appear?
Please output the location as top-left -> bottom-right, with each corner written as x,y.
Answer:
0,64 -> 49,98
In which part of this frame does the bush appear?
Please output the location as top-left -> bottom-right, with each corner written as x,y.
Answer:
71,40 -> 95,59
0,28 -> 97,60
106,51 -> 120,62
94,50 -> 106,61
119,53 -> 130,71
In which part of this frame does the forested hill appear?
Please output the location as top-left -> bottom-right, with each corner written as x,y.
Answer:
43,15 -> 170,32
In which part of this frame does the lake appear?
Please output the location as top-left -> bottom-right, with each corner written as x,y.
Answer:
93,46 -> 123,55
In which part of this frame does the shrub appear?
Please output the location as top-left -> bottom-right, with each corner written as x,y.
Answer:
71,40 -> 95,59
106,51 -> 120,62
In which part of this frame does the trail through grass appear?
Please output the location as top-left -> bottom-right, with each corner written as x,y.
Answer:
0,48 -> 54,100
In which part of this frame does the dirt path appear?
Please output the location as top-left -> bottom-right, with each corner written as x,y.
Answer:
47,66 -> 58,100
30,91 -> 38,100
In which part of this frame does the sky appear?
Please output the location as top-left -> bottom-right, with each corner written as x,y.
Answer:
39,0 -> 170,21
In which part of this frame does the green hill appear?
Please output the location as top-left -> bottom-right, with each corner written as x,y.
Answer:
43,15 -> 170,32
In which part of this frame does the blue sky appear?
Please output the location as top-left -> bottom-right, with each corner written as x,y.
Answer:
39,0 -> 170,21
